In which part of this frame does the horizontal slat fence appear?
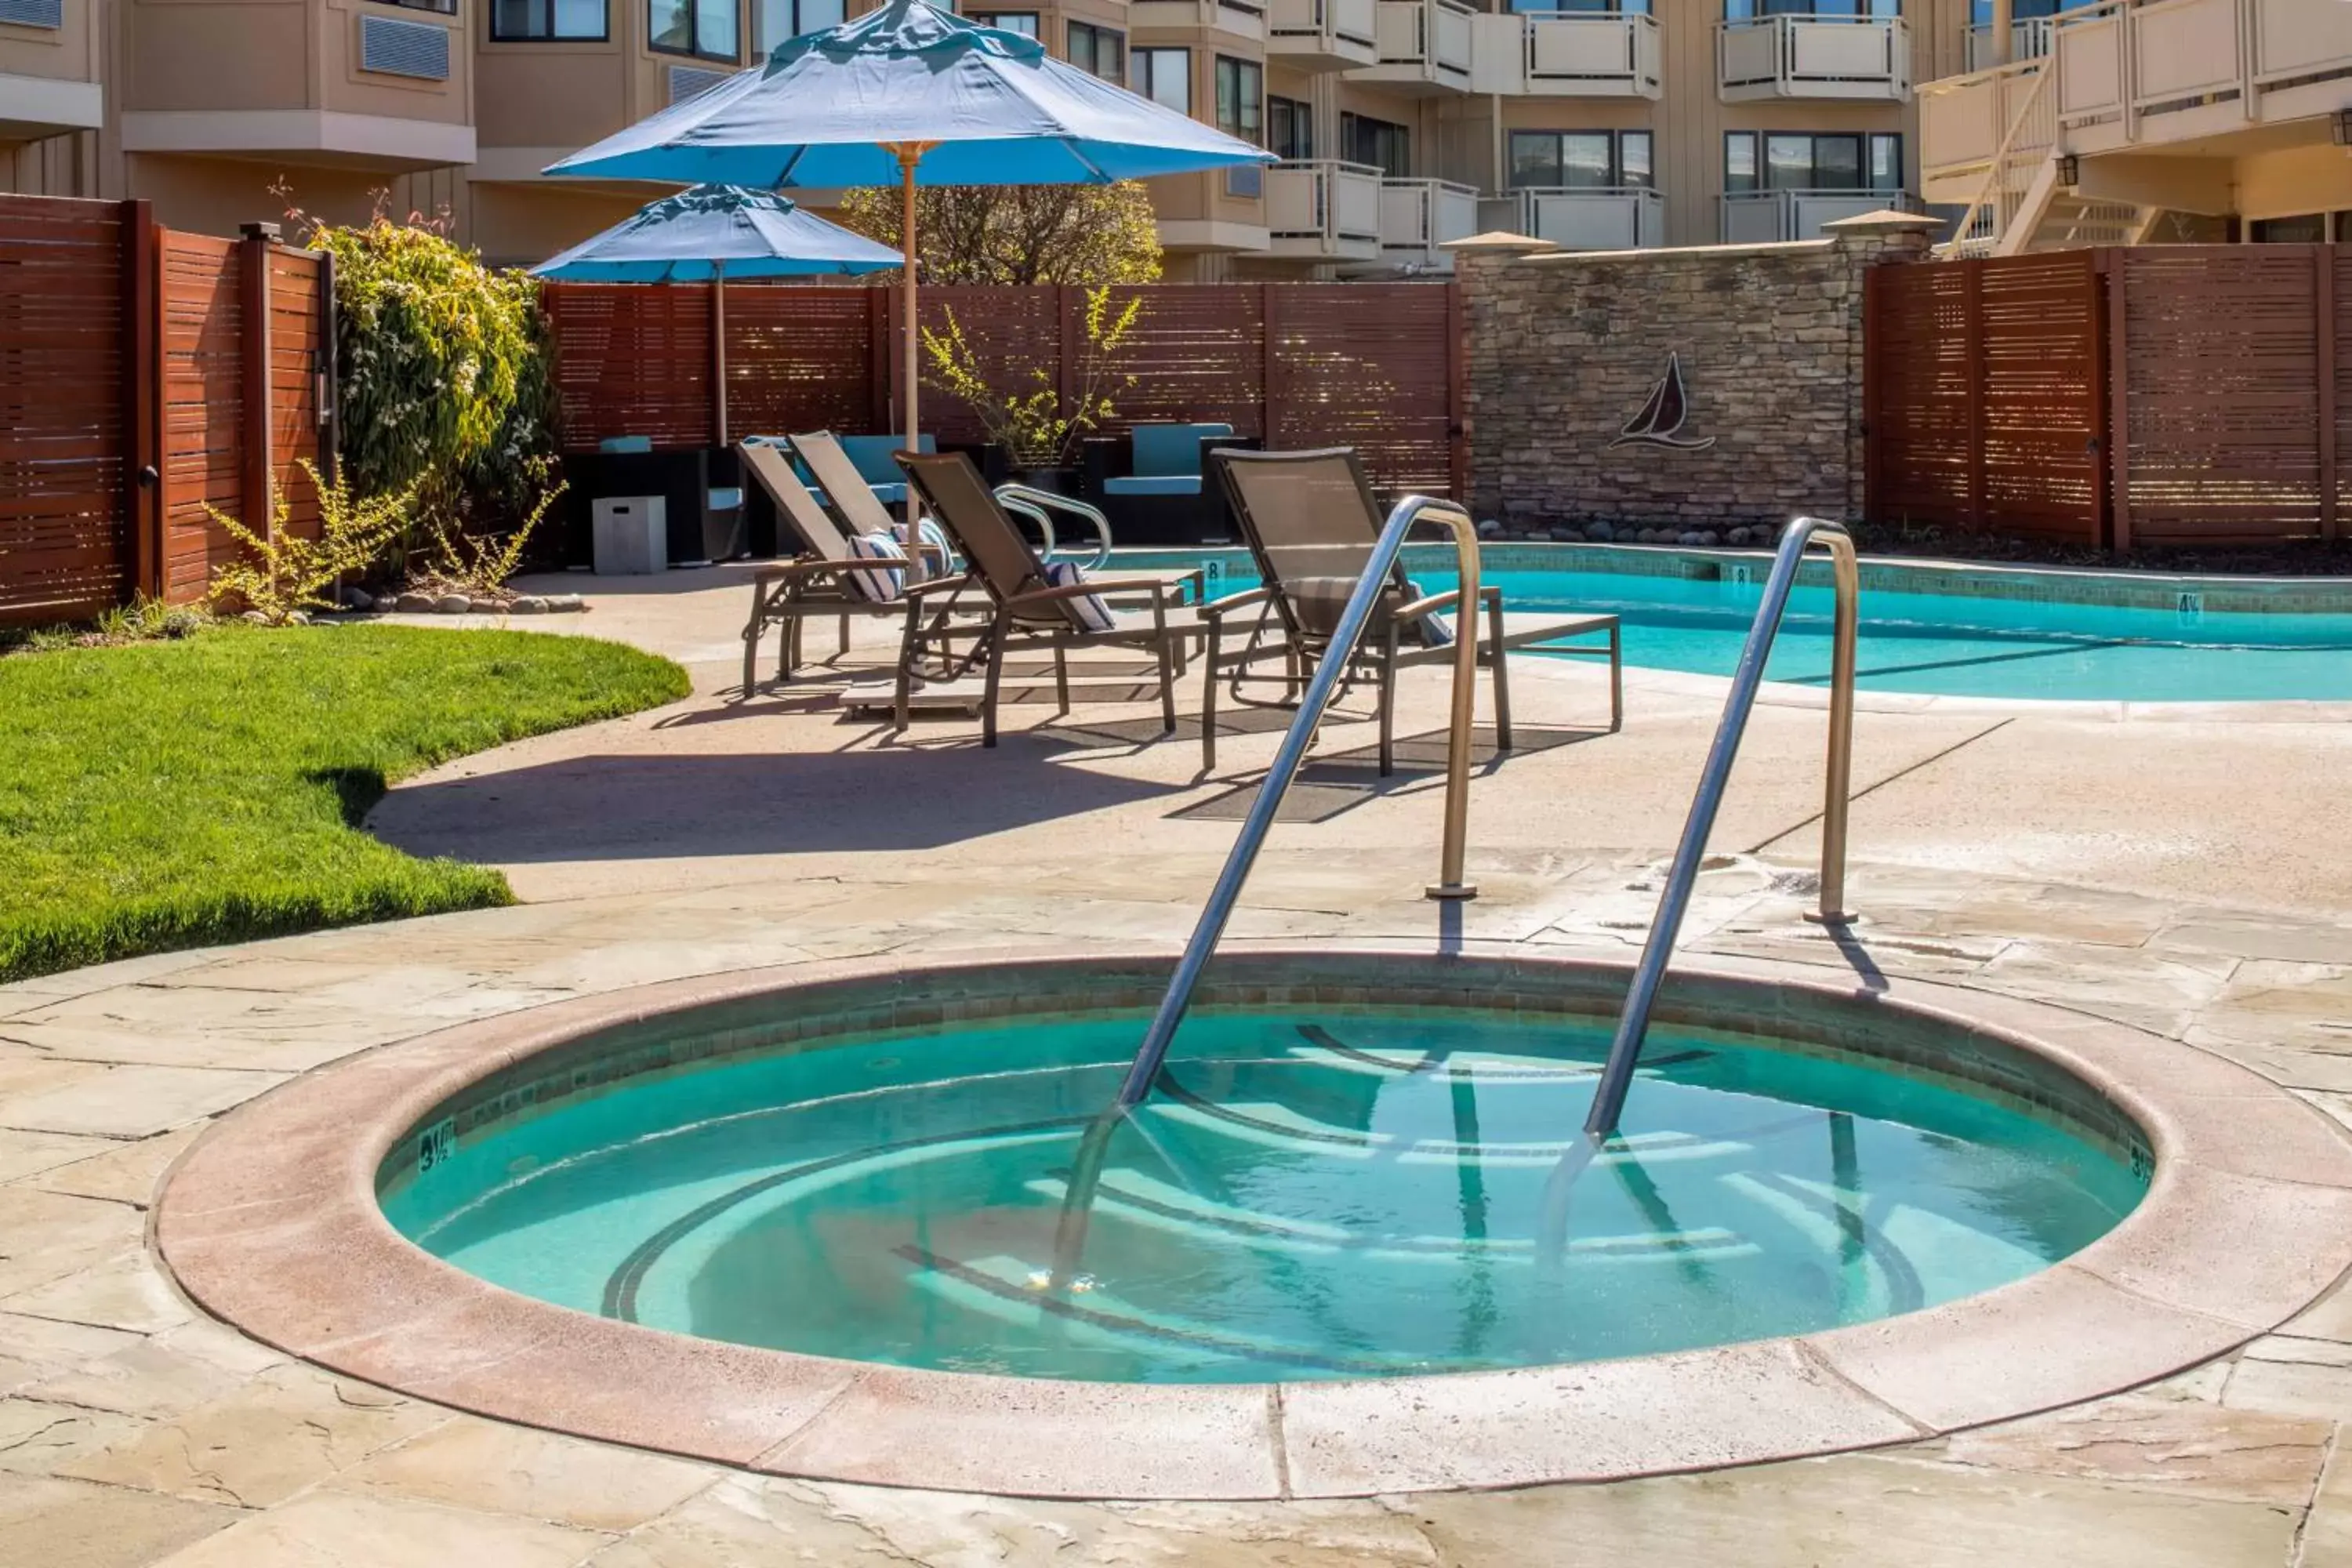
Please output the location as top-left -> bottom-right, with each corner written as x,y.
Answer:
0,195 -> 133,624
539,281 -> 1465,499
1868,243 -> 2349,550
0,197 -> 328,624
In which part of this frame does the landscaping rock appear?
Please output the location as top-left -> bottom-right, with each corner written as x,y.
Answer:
285,611 -> 310,626
434,594 -> 472,615
1679,531 -> 1708,546
341,587 -> 374,612
394,592 -> 434,614
1726,526 -> 1751,546
1584,521 -> 1615,542
510,597 -> 547,615
543,594 -> 586,614
1698,531 -> 1722,546
1475,518 -> 1503,539
469,597 -> 503,615
240,611 -> 269,625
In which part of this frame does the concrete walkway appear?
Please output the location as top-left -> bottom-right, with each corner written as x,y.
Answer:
2,562 -> 2350,1565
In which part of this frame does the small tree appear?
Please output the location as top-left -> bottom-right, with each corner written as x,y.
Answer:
205,460 -> 416,625
920,286 -> 1142,469
834,183 -> 1162,286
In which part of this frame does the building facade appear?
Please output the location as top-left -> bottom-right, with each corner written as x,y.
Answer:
5,0 -> 1973,273
1918,0 -> 2352,253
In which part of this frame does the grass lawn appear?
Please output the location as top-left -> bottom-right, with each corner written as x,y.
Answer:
0,623 -> 689,983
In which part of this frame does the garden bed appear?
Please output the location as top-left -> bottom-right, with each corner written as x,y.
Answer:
0,623 -> 687,982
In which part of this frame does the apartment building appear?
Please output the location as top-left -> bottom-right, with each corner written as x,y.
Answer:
1918,0 -> 2352,253
5,0 -> 1967,274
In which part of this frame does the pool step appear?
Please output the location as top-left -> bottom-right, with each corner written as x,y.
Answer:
1283,1023 -> 1711,1087
1023,1170 -> 1758,1269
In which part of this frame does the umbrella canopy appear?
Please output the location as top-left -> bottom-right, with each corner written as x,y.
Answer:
529,184 -> 904,281
543,2 -> 1274,188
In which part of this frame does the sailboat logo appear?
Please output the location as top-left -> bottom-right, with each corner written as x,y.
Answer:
1610,351 -> 1716,452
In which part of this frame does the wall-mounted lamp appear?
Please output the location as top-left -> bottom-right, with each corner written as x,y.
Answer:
2056,154 -> 2082,187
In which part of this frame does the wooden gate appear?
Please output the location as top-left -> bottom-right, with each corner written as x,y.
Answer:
0,197 -> 330,626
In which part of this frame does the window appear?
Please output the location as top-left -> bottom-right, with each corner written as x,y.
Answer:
493,0 -> 603,35
1069,20 -> 1124,82
2250,214 -> 2330,244
1341,111 -> 1409,178
1510,0 -> 1646,12
1269,95 -> 1312,161
1214,56 -> 1261,142
1725,0 -> 1896,18
1971,0 -> 2096,20
1130,48 -> 1189,115
1508,130 -> 1651,189
968,10 -> 1037,34
378,0 -> 459,14
752,0 -> 837,53
1725,131 -> 1899,192
650,0 -> 738,60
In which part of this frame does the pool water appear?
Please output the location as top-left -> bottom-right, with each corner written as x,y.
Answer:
383,1007 -> 2147,1384
1158,554 -> 2352,702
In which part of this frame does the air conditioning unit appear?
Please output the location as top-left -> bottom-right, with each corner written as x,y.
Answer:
0,0 -> 65,27
359,16 -> 452,81
669,65 -> 731,105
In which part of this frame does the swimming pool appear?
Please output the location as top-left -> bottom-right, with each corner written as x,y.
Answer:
381,979 -> 2146,1386
1128,546 -> 2352,703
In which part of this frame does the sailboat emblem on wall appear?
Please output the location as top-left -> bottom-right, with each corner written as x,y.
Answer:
1610,352 -> 1717,452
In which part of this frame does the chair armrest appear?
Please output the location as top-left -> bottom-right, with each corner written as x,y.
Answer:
1392,589 -> 1466,622
902,572 -> 978,601
755,557 -> 850,585
1201,585 -> 1274,621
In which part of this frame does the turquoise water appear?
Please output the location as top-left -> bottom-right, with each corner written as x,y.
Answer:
1156,554 -> 2352,702
383,1007 -> 2147,1384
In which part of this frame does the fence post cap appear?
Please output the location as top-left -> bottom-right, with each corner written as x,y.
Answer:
240,221 -> 284,242
1820,210 -> 1940,238
1443,231 -> 1558,256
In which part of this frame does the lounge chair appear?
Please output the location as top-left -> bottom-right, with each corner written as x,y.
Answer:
1203,447 -> 1622,775
788,432 -> 931,533
1083,422 -> 1244,546
890,451 -> 1207,746
736,439 -> 957,694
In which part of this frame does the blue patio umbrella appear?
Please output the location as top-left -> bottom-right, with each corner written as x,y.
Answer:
546,0 -> 1272,493
532,183 -> 901,443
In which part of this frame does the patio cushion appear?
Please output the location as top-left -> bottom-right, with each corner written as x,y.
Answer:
1102,475 -> 1203,498
707,488 -> 743,510
597,436 -> 654,454
1129,422 -> 1233,478
1042,561 -> 1114,633
868,481 -> 911,506
843,529 -> 906,604
838,434 -> 937,486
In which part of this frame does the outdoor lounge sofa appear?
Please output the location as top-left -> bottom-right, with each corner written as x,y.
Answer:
1201,447 -> 1623,775
889,450 -> 1207,746
1083,422 -> 1245,546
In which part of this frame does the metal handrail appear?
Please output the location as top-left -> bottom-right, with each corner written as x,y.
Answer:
1109,492 -> 1486,1112
996,483 -> 1113,572
1583,515 -> 1859,1138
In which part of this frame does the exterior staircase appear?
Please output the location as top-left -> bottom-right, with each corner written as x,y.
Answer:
1936,62 -> 2154,257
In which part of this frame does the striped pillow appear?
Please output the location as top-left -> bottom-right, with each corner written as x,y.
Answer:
1043,561 -> 1115,633
844,530 -> 906,604
916,517 -> 956,572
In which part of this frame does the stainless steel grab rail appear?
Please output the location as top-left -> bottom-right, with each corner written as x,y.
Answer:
1582,515 -> 1860,1139
994,483 -> 1115,573
1109,492 -> 1488,1112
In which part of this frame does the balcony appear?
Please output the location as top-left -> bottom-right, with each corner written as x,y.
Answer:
1965,16 -> 2056,71
1377,177 -> 1480,270
0,0 -> 104,141
1478,186 -> 1662,250
1129,0 -> 1268,39
1265,158 -> 1385,261
1349,0 -> 1475,94
120,0 -> 473,169
1717,15 -> 1911,101
1267,0 -> 1380,70
1720,188 -> 1918,244
1519,13 -> 1664,97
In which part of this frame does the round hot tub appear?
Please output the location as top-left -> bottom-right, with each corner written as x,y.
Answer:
158,947 -> 2352,1498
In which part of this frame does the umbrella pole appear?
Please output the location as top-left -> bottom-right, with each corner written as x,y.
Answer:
713,260 -> 728,448
887,141 -> 934,583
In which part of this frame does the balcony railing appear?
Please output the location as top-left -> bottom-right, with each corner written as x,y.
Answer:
1480,186 -> 1664,251
1352,0 -> 1475,92
1965,16 -> 2056,70
1924,0 -> 2352,173
1720,187 -> 1919,244
1521,13 -> 1664,96
1717,15 -> 1911,100
1266,159 -> 1385,260
1378,177 -> 1481,270
1267,0 -> 1380,68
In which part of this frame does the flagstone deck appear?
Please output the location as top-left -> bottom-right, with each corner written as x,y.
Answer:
3,564 -> 2350,1565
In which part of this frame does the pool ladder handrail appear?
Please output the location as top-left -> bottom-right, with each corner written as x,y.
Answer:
1109,492 -> 1490,1112
1583,514 -> 1860,1138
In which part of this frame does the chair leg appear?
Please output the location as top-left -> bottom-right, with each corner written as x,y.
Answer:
1200,629 -> 1221,771
782,612 -> 801,683
837,612 -> 850,662
1486,591 -> 1514,753
981,617 -> 1010,748
1377,633 -> 1399,779
1156,633 -> 1176,735
1054,641 -> 1070,716
1609,624 -> 1624,734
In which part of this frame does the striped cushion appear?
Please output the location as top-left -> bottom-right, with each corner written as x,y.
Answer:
916,517 -> 956,572
844,530 -> 906,604
1043,561 -> 1114,633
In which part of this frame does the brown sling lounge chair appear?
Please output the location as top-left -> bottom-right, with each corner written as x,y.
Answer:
890,451 -> 1206,746
1203,447 -> 1622,775
735,439 -> 955,695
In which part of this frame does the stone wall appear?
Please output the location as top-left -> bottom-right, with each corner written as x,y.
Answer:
1454,214 -> 1937,537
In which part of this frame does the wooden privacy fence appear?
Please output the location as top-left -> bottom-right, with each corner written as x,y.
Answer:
0,196 -> 331,626
539,281 -> 1468,499
1866,245 -> 2351,550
